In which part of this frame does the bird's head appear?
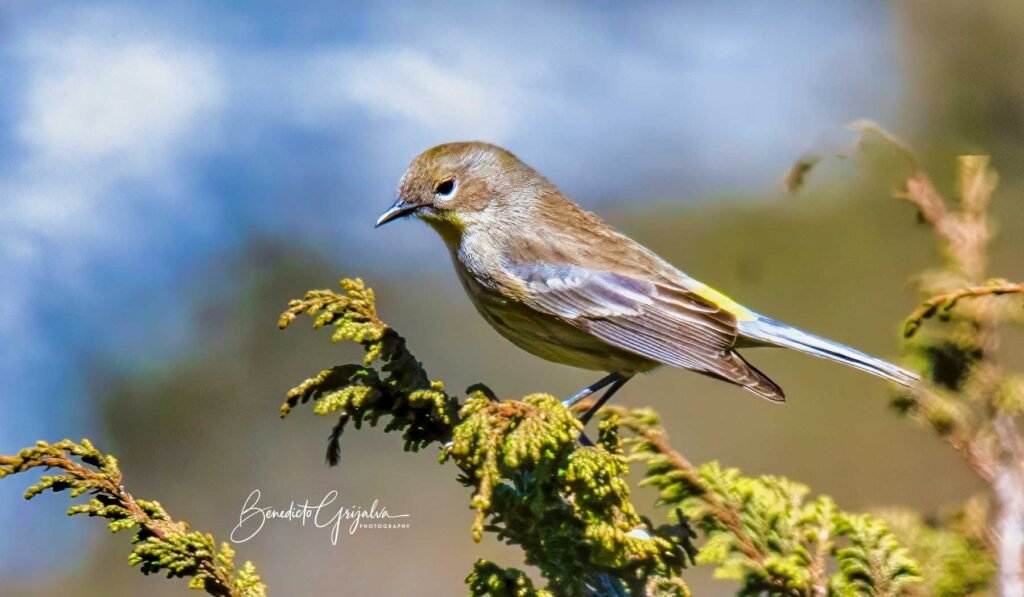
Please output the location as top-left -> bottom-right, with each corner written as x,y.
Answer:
376,142 -> 551,243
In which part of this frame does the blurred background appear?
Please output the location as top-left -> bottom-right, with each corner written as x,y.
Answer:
1,1 -> 1022,595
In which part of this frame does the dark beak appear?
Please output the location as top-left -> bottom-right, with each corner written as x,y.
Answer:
375,198 -> 420,228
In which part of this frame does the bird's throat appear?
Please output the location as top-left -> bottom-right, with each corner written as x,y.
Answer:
423,214 -> 466,246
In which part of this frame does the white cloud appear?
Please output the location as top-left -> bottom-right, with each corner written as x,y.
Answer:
18,37 -> 222,171
288,47 -> 524,142
344,49 -> 511,136
2,11 -> 223,243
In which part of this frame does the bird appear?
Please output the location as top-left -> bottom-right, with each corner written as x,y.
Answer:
375,142 -> 918,425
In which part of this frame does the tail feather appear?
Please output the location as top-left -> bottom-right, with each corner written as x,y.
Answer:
738,316 -> 919,387
731,351 -> 786,402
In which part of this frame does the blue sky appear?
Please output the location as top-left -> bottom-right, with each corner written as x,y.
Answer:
0,0 -> 900,576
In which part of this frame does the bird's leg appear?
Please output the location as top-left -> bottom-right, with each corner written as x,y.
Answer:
562,372 -> 623,409
578,374 -> 632,426
565,373 -> 632,448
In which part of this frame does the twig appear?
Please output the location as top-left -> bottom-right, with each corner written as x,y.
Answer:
904,282 -> 1024,338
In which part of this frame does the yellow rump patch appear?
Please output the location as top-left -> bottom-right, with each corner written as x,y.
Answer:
691,283 -> 757,321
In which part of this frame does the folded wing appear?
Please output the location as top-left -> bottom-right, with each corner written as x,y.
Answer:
506,263 -> 784,401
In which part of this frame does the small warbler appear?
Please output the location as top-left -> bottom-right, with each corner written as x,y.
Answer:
376,142 -> 918,420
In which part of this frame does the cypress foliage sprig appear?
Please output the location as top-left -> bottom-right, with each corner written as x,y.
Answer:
278,278 -> 460,461
0,439 -> 266,597
594,405 -> 921,596
466,559 -> 554,597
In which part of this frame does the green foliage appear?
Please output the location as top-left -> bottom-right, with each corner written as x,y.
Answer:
879,507 -> 995,597
278,278 -> 460,461
831,514 -> 920,596
283,282 -> 692,594
466,560 -> 553,597
605,406 -> 921,596
450,393 -> 689,595
0,440 -> 265,597
279,278 -> 929,596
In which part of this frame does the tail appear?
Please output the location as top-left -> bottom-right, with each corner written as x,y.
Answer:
738,316 -> 919,387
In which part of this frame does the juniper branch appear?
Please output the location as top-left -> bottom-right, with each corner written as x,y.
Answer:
280,279 -> 693,596
591,405 -> 920,596
0,439 -> 266,597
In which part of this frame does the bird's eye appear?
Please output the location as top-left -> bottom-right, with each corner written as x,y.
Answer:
435,178 -> 456,196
